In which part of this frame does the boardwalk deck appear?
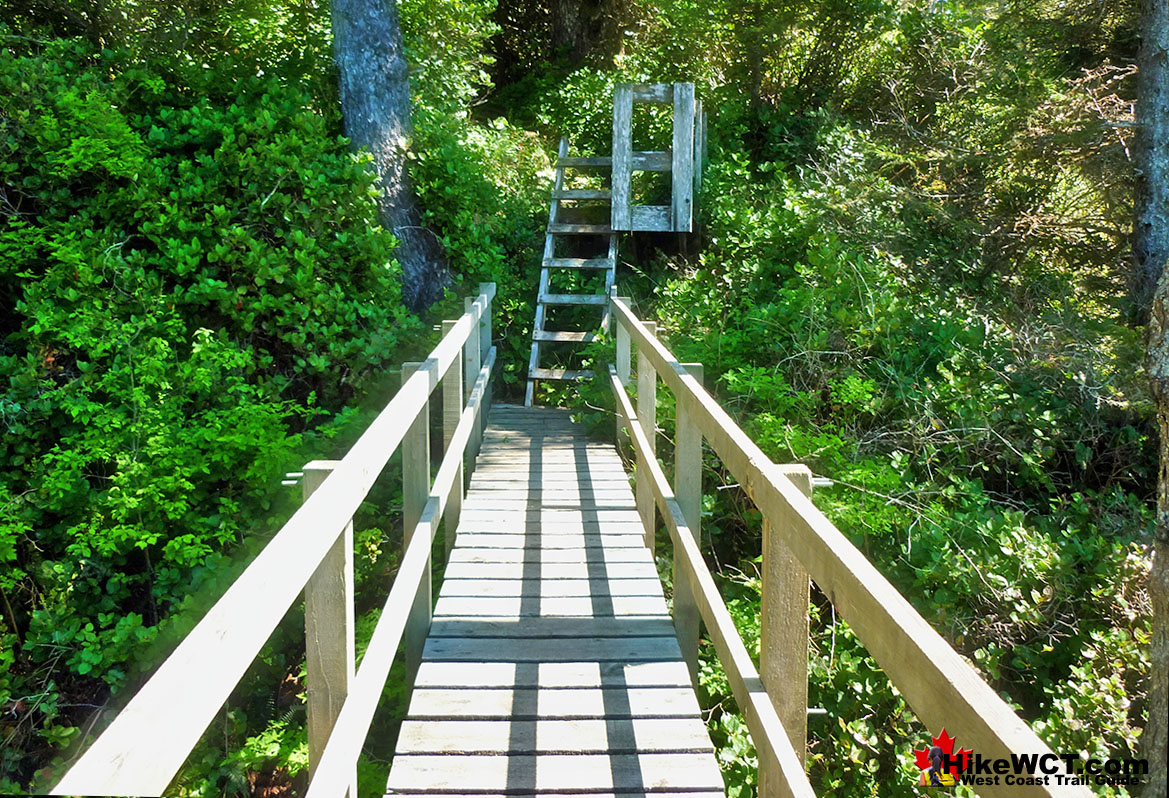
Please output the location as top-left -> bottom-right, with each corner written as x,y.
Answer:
385,404 -> 724,797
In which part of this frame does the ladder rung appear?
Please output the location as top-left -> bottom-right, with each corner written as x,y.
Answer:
548,223 -> 612,234
544,257 -> 612,270
529,367 -> 594,381
632,151 -> 671,171
539,294 -> 608,306
552,189 -> 612,200
533,330 -> 599,343
558,156 -> 612,168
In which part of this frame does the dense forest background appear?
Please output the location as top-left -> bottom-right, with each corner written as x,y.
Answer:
0,0 -> 1154,796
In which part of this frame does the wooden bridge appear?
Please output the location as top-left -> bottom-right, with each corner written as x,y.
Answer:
50,283 -> 1091,798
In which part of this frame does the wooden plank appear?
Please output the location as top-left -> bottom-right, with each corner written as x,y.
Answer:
388,792 -> 724,798
632,151 -> 672,171
301,463 -> 356,797
533,330 -> 599,343
606,300 -> 1087,798
631,83 -> 673,103
558,155 -> 613,167
422,636 -> 680,662
612,83 -> 633,230
548,223 -> 613,234
529,367 -> 594,381
538,293 -> 608,305
545,257 -> 613,269
406,687 -> 704,720
427,616 -> 673,638
402,362 -> 433,683
412,660 -> 694,690
385,752 -> 723,794
672,362 -> 702,681
395,717 -> 713,755
49,288 -> 498,798
693,98 -> 704,194
436,578 -> 666,600
440,561 -> 659,581
672,83 -> 695,232
446,547 -> 650,565
553,188 -> 612,200
631,205 -> 671,232
432,595 -> 668,618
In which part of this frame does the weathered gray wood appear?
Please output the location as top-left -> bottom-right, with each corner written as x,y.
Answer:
412,660 -> 694,690
558,155 -> 613,167
545,256 -> 612,269
693,98 -> 704,194
436,578 -> 666,600
637,322 -> 658,550
631,83 -> 674,103
402,362 -> 433,683
612,83 -> 633,230
385,752 -> 723,794
547,222 -> 613,234
672,83 -> 695,232
440,561 -> 658,581
441,320 -> 464,558
395,716 -> 713,754
427,615 -> 672,638
447,547 -> 650,565
388,792 -> 724,798
433,593 -> 673,619
673,362 -> 703,681
422,636 -> 680,662
533,330 -> 599,343
632,151 -> 672,171
528,367 -> 594,381
302,462 -> 356,798
526,138 -> 568,407
616,295 -> 632,387
538,292 -> 609,305
760,466 -> 812,788
630,205 -> 671,231
406,687 -> 703,720
437,533 -> 648,550
553,188 -> 612,200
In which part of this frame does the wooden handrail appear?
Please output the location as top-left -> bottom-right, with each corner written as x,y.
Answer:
52,284 -> 497,797
609,293 -> 1093,798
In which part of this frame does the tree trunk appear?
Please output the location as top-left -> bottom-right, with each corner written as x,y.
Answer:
331,0 -> 447,312
1137,1 -> 1169,796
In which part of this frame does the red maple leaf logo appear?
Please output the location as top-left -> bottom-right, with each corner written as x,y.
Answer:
914,728 -> 972,779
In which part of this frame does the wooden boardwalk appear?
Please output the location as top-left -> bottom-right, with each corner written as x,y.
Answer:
385,404 -> 724,797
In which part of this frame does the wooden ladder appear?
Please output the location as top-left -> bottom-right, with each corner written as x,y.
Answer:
524,137 -> 617,406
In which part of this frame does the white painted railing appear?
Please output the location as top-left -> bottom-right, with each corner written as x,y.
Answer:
52,284 -> 498,798
608,291 -> 1092,798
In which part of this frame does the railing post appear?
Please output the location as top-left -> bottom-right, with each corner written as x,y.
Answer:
441,321 -> 464,559
636,322 -> 657,551
760,464 -> 813,795
302,461 -> 356,798
402,361 -> 432,683
479,283 -> 494,421
615,296 -> 632,386
673,362 -> 704,681
464,296 -> 483,463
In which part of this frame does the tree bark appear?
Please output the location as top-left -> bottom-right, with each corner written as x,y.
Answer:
1137,1 -> 1169,796
331,0 -> 447,312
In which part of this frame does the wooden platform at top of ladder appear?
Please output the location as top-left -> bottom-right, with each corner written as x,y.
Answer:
384,405 -> 724,798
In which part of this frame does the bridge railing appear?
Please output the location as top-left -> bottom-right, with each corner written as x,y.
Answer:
608,292 -> 1090,798
52,283 -> 498,798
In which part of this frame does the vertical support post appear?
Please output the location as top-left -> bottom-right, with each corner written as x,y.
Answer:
441,321 -> 464,559
760,465 -> 813,795
479,283 -> 494,418
636,322 -> 658,551
673,362 -> 704,681
693,98 -> 704,194
611,83 -> 633,231
402,362 -> 432,683
463,296 -> 482,463
615,296 -> 631,386
671,82 -> 695,232
303,461 -> 356,798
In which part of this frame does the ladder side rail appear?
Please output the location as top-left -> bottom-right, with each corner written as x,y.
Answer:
305,346 -> 497,798
610,366 -> 815,798
51,285 -> 497,798
608,296 -> 1092,798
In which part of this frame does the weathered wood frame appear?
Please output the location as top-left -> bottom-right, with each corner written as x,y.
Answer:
611,82 -> 703,232
609,292 -> 1092,798
52,284 -> 498,798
